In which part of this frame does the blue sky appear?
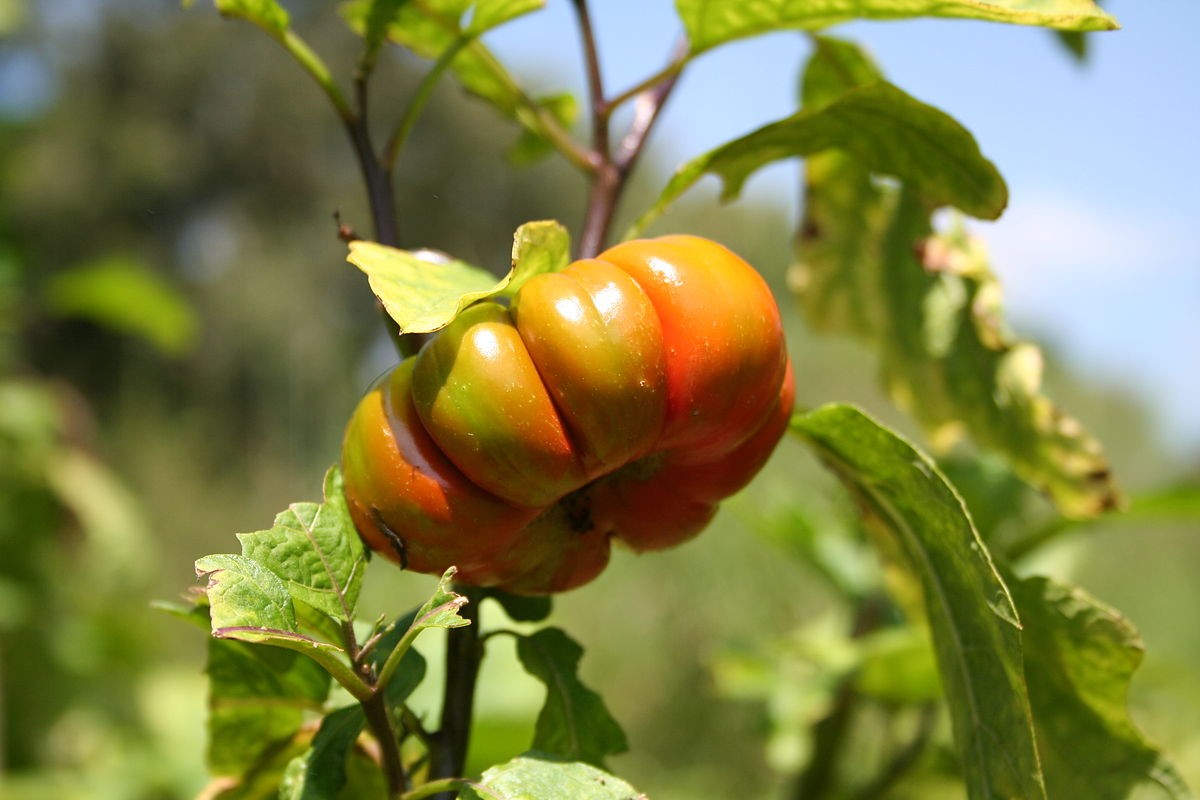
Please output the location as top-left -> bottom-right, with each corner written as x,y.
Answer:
486,1 -> 1200,455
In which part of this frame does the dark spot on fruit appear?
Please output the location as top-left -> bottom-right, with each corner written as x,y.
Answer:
370,507 -> 409,569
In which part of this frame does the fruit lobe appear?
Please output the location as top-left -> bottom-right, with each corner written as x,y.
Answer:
342,235 -> 793,594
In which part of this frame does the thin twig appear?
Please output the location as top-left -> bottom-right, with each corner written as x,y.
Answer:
614,37 -> 688,176
574,18 -> 687,256
572,0 -> 609,157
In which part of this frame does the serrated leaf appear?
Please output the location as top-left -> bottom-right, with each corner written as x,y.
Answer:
462,754 -> 645,800
630,80 -> 1005,237
675,0 -> 1117,54
278,705 -> 366,800
237,468 -> 366,623
198,553 -> 298,633
42,256 -> 199,356
792,39 -> 1120,520
411,567 -> 471,632
503,220 -> 570,296
214,0 -> 289,35
196,551 -> 348,667
792,404 -> 1046,800
347,241 -> 507,334
1013,576 -> 1196,799
515,628 -> 628,767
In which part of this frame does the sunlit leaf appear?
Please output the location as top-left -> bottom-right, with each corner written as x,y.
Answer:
236,468 -> 366,623
348,222 -> 568,333
1013,575 -> 1196,799
468,0 -> 543,34
408,567 -> 471,633
515,628 -> 628,767
342,0 -> 550,134
213,0 -> 289,35
793,404 -> 1046,800
279,705 -> 365,800
630,80 -> 1005,237
792,39 -> 1120,519
347,241 -> 506,334
675,0 -> 1118,54
42,256 -> 199,356
503,220 -> 571,296
461,754 -> 646,800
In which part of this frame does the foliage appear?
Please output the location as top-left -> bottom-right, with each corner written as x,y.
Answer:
170,0 -> 1196,796
3,1 -> 1199,799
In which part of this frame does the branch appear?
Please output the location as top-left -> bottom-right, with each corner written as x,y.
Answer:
428,585 -> 484,799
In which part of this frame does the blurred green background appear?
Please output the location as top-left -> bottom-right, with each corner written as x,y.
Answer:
1,2 -> 1196,799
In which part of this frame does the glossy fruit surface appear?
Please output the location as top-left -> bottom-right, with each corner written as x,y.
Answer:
342,235 -> 793,594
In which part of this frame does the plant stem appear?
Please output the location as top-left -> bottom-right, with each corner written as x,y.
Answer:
570,0 -> 685,257
384,36 -> 473,172
340,618 -> 409,797
364,689 -> 410,797
428,585 -> 484,799
346,80 -> 400,247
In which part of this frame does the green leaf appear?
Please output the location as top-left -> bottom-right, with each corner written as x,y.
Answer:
467,0 -> 543,35
214,0 -> 289,36
342,0 -> 567,154
503,220 -> 571,297
411,567 -> 472,632
237,468 -> 366,623
279,705 -> 366,800
792,404 -> 1046,800
1013,576 -> 1196,799
507,94 -> 578,166
348,221 -> 568,333
347,241 -> 506,334
204,616 -> 330,774
854,626 -> 942,705
630,80 -> 1005,237
42,256 -> 199,356
712,618 -> 858,773
375,568 -> 469,690
462,754 -> 645,800
197,552 -> 298,634
1055,29 -> 1089,61
515,628 -> 628,767
482,587 -> 553,623
194,551 -> 353,683
357,0 -> 407,69
675,0 -> 1118,54
791,38 -> 1121,520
